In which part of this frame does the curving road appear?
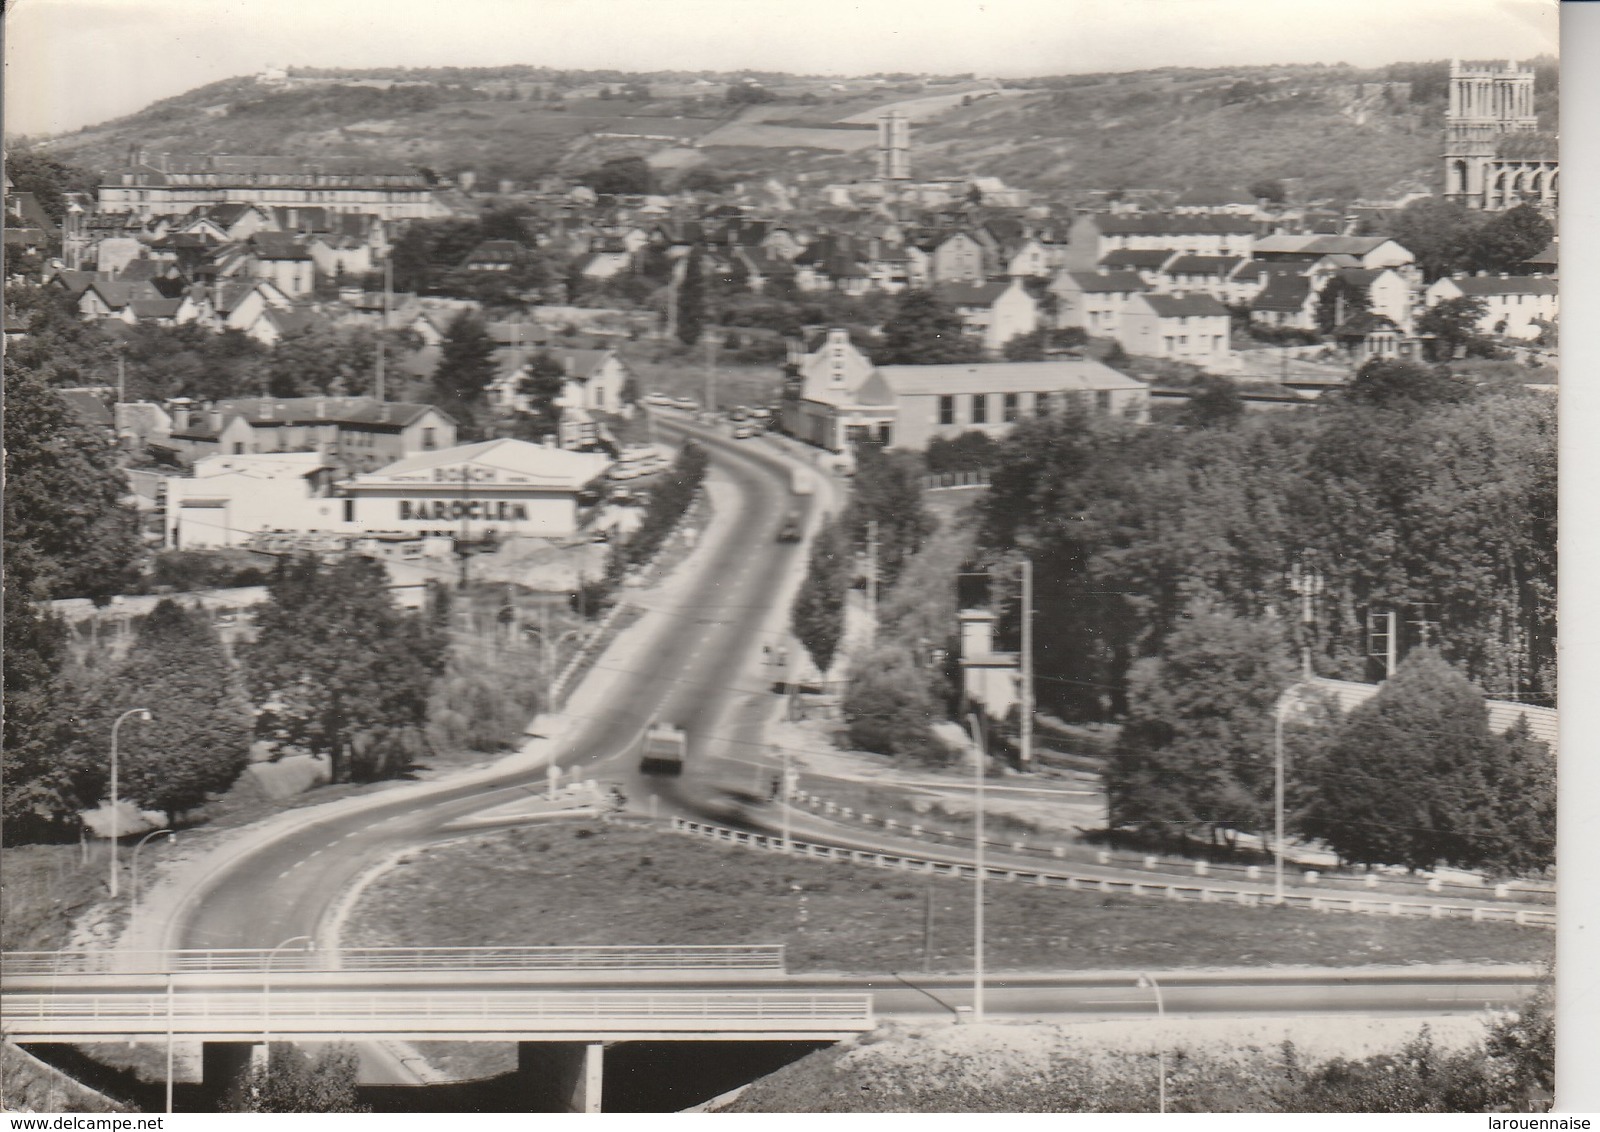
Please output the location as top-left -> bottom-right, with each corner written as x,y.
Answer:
159,417 -> 811,956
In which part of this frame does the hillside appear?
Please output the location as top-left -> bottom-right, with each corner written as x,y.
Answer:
30,58 -> 1557,202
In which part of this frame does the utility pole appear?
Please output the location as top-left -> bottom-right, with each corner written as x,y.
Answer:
116,348 -> 126,406
1019,556 -> 1034,771
375,256 -> 391,402
967,711 -> 987,1023
704,334 -> 717,414
865,520 -> 879,639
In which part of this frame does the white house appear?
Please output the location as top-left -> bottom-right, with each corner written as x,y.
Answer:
1050,269 -> 1149,337
1424,273 -> 1558,341
1119,292 -> 1235,370
165,451 -> 341,549
939,278 -> 1039,354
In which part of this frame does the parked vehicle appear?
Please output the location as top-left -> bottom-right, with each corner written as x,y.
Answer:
639,721 -> 688,774
777,512 -> 803,542
733,424 -> 755,439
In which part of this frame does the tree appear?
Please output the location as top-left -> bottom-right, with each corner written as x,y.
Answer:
1180,375 -> 1245,429
791,520 -> 850,678
677,246 -> 706,347
581,156 -> 652,196
1248,179 -> 1286,204
1002,328 -> 1047,361
1416,295 -> 1490,360
877,290 -> 983,365
3,360 -> 143,603
228,1044 -> 367,1113
1315,276 -> 1371,335
73,601 -> 253,826
843,643 -> 944,762
1388,198 -> 1483,282
1297,650 -> 1539,871
3,146 -> 97,225
1342,357 -> 1473,408
843,439 -> 932,590
0,555 -> 78,844
431,311 -> 497,426
1468,204 -> 1554,275
241,556 -> 448,784
515,350 -> 569,438
260,324 -> 388,398
1107,608 -> 1294,846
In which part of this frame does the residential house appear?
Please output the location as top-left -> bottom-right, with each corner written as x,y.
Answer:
1050,269 -> 1149,337
939,278 -> 1040,354
1096,250 -> 1179,289
246,232 -> 315,297
1332,312 -> 1411,365
207,279 -> 294,336
1002,236 -> 1052,279
1323,267 -> 1415,334
1424,273 -> 1558,341
488,346 -> 632,416
1156,256 -> 1244,303
306,232 -> 374,281
1119,292 -> 1235,371
1252,234 -> 1414,272
927,231 -> 990,284
1250,271 -> 1319,330
461,239 -> 530,272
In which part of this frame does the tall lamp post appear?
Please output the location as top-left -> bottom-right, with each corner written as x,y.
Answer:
108,708 -> 154,898
131,828 -> 175,924
262,935 -> 315,1063
1136,973 -> 1167,1113
967,712 -> 987,1023
1274,554 -> 1323,904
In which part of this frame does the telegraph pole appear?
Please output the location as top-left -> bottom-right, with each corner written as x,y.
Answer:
967,711 -> 987,1022
375,256 -> 391,402
1019,556 -> 1034,771
704,335 -> 718,414
865,520 -> 879,639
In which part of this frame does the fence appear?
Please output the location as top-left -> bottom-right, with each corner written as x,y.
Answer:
666,818 -> 1555,929
2,944 -> 787,979
920,470 -> 991,491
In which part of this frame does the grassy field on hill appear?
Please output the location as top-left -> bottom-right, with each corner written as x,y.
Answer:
343,823 -> 1550,972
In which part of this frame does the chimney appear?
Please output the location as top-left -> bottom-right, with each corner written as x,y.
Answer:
259,402 -> 274,421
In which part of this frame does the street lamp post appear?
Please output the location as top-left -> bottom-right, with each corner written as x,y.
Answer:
1136,973 -> 1167,1113
108,709 -> 154,898
131,829 -> 175,923
262,935 -> 315,1064
968,712 -> 987,1023
530,621 -> 584,716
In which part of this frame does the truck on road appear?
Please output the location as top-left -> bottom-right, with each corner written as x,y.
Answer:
639,722 -> 688,775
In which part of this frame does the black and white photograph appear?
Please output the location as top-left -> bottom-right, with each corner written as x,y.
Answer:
1,0 -> 1586,1118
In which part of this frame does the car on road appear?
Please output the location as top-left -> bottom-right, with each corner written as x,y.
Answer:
672,397 -> 699,412
639,721 -> 688,774
643,392 -> 674,407
777,512 -> 803,542
733,424 -> 755,439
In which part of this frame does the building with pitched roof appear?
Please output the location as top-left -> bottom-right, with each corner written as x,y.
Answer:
937,278 -> 1039,354
1051,268 -> 1150,336
1250,271 -> 1319,330
1424,273 -> 1558,340
780,328 -> 1148,451
166,396 -> 456,472
1119,292 -> 1235,370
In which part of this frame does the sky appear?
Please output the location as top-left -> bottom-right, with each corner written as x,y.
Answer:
2,0 -> 1559,139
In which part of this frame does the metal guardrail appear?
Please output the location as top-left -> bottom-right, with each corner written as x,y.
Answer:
669,819 -> 1557,930
0,990 -> 873,1036
2,944 -> 787,978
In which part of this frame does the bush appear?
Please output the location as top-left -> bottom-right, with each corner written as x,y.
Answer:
925,431 -> 997,475
843,643 -> 948,763
145,549 -> 271,592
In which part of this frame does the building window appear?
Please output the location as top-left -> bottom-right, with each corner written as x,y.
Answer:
1035,392 -> 1051,416
422,427 -> 436,450
343,499 -> 355,522
938,395 -> 956,425
1095,391 -> 1113,414
1003,393 -> 1019,423
971,393 -> 988,424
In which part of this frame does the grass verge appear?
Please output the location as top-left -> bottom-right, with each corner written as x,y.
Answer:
344,824 -> 1550,973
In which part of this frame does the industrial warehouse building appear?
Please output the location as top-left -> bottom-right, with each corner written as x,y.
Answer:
164,438 -> 610,550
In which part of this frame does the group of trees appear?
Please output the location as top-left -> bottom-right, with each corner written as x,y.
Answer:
1386,200 -> 1554,282
954,362 -> 1555,872
387,206 -> 559,304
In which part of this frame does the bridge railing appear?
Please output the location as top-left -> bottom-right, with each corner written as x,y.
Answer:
1,944 -> 787,978
1,990 -> 873,1033
668,819 -> 1557,929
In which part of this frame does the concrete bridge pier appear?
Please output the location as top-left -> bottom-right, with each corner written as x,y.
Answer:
200,1041 -> 264,1110
518,1041 -> 604,1113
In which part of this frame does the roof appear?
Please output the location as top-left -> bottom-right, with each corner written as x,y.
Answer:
248,232 -> 312,260
1251,272 -> 1315,311
213,396 -> 451,429
58,390 -> 114,428
1163,255 -> 1243,276
351,437 -> 610,491
1099,249 -> 1177,270
1286,676 -> 1556,755
1062,270 -> 1148,294
876,358 -> 1147,397
1437,274 -> 1558,297
1494,133 -> 1559,161
938,281 -> 1015,307
1333,311 -> 1402,337
1173,187 -> 1256,206
462,239 -> 528,265
128,298 -> 185,319
1093,212 -> 1256,236
1256,234 -> 1403,258
1137,293 -> 1230,318
262,307 -> 319,336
